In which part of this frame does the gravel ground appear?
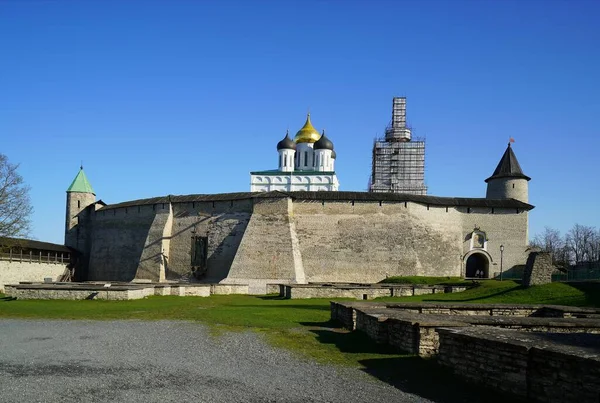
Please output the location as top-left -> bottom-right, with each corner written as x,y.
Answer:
0,320 -> 430,403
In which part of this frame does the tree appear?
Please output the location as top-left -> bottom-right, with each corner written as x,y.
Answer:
0,154 -> 33,238
566,224 -> 595,264
531,226 -> 569,266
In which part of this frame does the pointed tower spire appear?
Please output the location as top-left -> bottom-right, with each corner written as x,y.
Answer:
485,143 -> 530,183
67,166 -> 95,195
485,143 -> 531,203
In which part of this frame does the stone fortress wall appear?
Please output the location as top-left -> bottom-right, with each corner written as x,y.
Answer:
0,261 -> 67,292
80,192 -> 532,285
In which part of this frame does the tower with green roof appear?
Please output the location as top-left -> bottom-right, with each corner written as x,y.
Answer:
65,166 -> 96,251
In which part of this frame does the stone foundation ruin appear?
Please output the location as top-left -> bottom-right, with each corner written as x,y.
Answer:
331,301 -> 600,403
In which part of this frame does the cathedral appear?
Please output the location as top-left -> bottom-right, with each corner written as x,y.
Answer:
250,114 -> 339,192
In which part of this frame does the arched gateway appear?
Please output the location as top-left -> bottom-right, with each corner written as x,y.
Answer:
465,252 -> 490,278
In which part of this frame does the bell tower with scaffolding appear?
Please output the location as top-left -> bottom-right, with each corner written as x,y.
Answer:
369,97 -> 427,195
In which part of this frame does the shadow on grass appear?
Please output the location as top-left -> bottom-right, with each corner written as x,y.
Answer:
565,282 -> 600,307
0,296 -> 16,301
302,320 -> 522,403
358,356 -> 521,403
257,295 -> 286,301
231,304 -> 331,311
419,284 -> 523,303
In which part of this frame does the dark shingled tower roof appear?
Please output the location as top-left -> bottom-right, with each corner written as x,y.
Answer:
485,143 -> 531,183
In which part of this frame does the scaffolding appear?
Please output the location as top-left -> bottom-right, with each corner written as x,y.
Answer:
370,97 -> 427,195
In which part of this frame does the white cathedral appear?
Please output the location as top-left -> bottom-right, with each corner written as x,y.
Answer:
250,114 -> 340,192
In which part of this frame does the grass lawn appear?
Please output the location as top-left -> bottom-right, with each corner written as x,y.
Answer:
1,280 -> 597,402
376,280 -> 600,306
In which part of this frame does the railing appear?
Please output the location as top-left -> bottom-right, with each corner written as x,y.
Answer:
552,269 -> 600,282
0,251 -> 70,264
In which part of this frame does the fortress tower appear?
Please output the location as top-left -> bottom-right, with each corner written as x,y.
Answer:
485,142 -> 530,203
370,97 -> 427,195
65,166 -> 96,250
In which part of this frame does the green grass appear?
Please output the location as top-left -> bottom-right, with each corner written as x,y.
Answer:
376,280 -> 600,306
1,281 -> 598,403
380,276 -> 470,285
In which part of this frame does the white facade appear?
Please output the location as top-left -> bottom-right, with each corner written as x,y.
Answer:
278,148 -> 295,172
250,173 -> 339,192
314,149 -> 334,172
251,114 -> 339,192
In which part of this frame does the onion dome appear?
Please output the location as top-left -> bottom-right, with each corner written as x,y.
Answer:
331,150 -> 336,159
314,130 -> 334,150
294,113 -> 321,143
277,130 -> 296,150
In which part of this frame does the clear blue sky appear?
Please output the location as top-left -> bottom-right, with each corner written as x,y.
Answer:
1,0 -> 599,244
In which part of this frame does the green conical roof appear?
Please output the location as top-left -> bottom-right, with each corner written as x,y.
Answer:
67,167 -> 95,194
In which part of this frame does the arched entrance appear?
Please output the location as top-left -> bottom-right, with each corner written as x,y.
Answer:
465,252 -> 489,278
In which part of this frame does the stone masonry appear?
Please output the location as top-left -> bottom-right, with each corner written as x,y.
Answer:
523,251 -> 554,287
74,192 -> 533,286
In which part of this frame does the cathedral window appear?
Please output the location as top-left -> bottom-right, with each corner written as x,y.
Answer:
304,151 -> 308,167
283,156 -> 287,167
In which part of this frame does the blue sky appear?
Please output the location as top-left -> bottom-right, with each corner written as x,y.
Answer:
1,0 -> 599,244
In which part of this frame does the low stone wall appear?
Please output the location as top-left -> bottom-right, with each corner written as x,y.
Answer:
266,284 -> 281,294
0,261 -> 67,292
355,309 -> 390,344
184,285 -> 211,297
210,284 -> 249,295
288,286 -> 392,300
219,278 -> 289,295
4,284 -> 153,300
5,282 -> 246,300
331,301 -> 600,330
284,284 -> 464,300
354,309 -> 470,356
332,301 -> 600,357
330,301 -> 388,330
437,328 -> 600,403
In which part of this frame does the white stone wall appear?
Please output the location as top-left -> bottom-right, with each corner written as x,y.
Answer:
314,149 -> 334,172
82,196 -> 529,285
0,261 -> 67,292
250,173 -> 339,192
295,143 -> 314,171
278,149 -> 295,172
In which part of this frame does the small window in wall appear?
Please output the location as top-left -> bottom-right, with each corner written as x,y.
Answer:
77,200 -> 80,208
304,151 -> 308,166
190,236 -> 208,276
512,183 -> 515,188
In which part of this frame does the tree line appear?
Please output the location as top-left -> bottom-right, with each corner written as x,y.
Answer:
531,225 -> 600,268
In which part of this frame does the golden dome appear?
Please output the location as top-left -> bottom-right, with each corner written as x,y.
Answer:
294,114 -> 321,143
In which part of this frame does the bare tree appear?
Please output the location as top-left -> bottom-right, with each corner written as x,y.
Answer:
0,154 -> 33,238
586,228 -> 600,263
531,226 -> 569,266
566,224 -> 595,264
